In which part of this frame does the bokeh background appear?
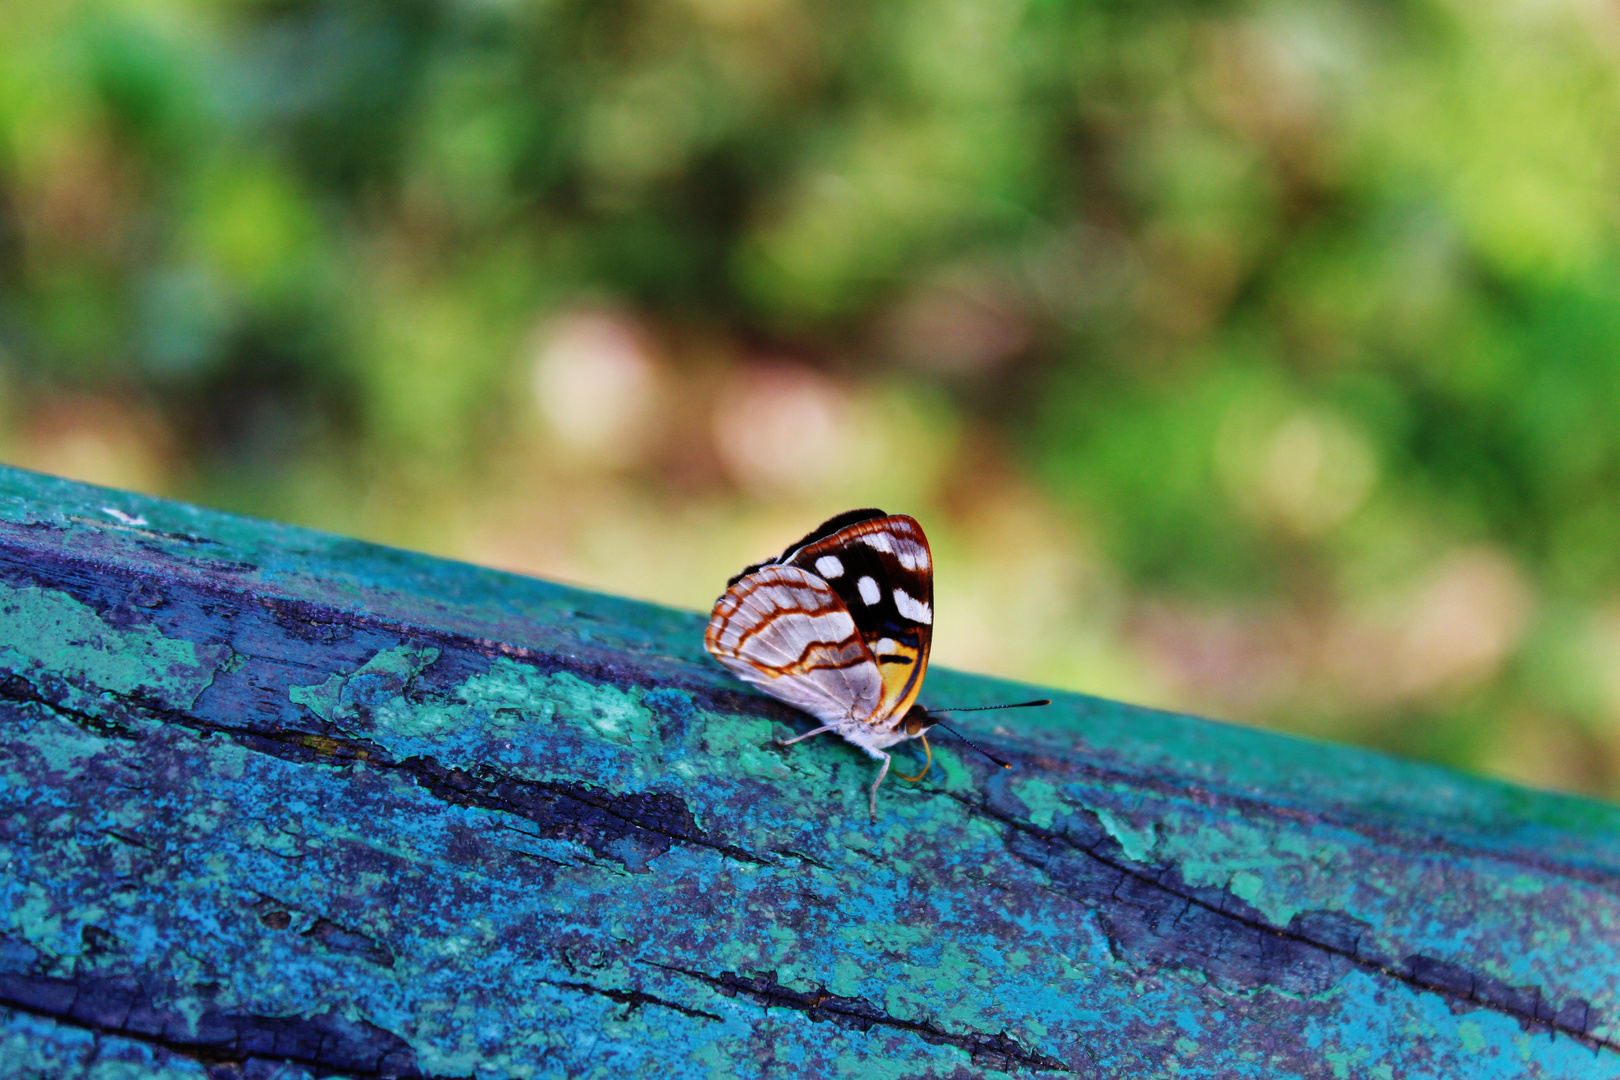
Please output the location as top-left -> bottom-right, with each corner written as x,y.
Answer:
5,0 -> 1620,798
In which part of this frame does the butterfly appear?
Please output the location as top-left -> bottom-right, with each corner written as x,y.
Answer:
705,509 -> 1046,822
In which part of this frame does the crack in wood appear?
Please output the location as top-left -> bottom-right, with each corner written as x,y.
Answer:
0,972 -> 431,1078
0,668 -> 770,874
1002,750 -> 1620,901
960,793 -> 1617,1053
544,979 -> 722,1021
648,962 -> 1070,1072
0,672 -> 145,741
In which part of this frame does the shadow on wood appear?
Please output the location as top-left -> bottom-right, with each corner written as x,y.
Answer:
0,466 -> 1616,1078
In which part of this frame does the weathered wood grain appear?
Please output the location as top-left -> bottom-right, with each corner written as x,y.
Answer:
0,465 -> 1617,1079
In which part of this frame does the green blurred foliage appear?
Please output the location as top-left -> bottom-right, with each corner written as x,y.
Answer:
6,0 -> 1620,794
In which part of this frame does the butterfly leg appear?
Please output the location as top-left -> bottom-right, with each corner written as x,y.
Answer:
776,725 -> 834,748
867,751 -> 892,824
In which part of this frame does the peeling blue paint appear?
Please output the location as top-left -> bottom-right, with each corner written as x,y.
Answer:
1,467 -> 1619,1078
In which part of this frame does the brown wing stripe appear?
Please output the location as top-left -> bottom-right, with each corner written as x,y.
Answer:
707,574 -> 850,656
708,574 -> 844,623
739,649 -> 872,678
708,596 -> 871,678
726,607 -> 846,654
712,607 -> 868,677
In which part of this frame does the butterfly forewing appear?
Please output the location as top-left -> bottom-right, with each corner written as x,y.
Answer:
779,515 -> 933,726
705,564 -> 883,725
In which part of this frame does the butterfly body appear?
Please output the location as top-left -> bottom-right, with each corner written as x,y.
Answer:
705,509 -> 937,820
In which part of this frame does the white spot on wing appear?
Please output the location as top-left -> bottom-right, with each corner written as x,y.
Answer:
892,587 -> 932,625
897,541 -> 929,571
815,555 -> 845,579
857,576 -> 881,606
858,531 -> 894,556
858,527 -> 929,570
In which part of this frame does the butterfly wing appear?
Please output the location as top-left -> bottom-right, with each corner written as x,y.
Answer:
705,563 -> 883,725
777,514 -> 933,728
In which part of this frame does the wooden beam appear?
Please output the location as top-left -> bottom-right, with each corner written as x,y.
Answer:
0,465 -> 1615,1078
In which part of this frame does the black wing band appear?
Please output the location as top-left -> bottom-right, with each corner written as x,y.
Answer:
726,507 -> 889,587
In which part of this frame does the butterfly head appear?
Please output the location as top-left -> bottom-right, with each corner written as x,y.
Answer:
902,703 -> 936,737
908,699 -> 1052,771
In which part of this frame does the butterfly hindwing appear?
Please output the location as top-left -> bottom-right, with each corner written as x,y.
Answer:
704,564 -> 883,725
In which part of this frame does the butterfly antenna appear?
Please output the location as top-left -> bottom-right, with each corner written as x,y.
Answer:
927,699 -> 1051,714
922,699 -> 1049,770
927,722 -> 1011,769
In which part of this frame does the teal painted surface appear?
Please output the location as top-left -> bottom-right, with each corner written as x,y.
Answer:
0,464 -> 1616,1078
